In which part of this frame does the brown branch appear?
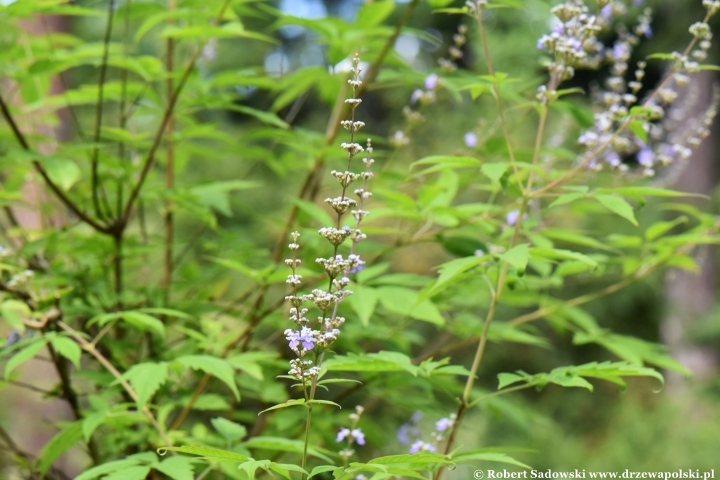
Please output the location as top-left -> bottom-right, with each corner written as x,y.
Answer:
0,425 -> 72,480
90,0 -> 116,222
0,94 -> 112,234
162,0 -> 177,303
57,321 -> 174,450
120,0 -> 232,225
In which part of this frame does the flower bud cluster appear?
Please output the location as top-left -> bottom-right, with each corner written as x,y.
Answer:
283,56 -> 374,384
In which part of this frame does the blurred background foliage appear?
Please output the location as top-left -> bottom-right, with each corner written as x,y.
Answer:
1,0 -> 720,478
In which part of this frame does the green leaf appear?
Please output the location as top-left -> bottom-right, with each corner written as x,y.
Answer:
258,398 -> 307,414
355,0 -> 394,27
154,456 -> 195,480
497,244 -> 530,274
82,411 -> 107,442
50,336 -> 81,369
102,466 -> 152,480
75,459 -> 142,480
211,417 -> 247,443
122,362 -> 168,408
136,308 -> 192,319
378,287 -> 445,326
228,105 -> 289,129
226,354 -> 266,381
176,355 -> 240,400
242,437 -> 335,463
91,311 -> 166,338
411,155 -> 480,174
598,187 -> 703,198
190,181 -> 261,217
324,351 -> 419,376
529,248 -> 598,268
645,217 -> 688,241
347,283 -> 378,327
238,459 -> 273,480
549,192 -> 585,208
453,451 -> 532,469
426,256 -> 483,298
157,445 -> 250,463
291,198 -> 334,226
497,372 -> 524,389
574,332 -> 690,376
38,421 -> 83,478
0,299 -> 30,331
309,465 -> 338,478
595,194 -> 638,226
628,120 -> 648,143
5,339 -> 47,377
42,157 -> 81,191
496,361 -> 664,393
481,163 -> 509,187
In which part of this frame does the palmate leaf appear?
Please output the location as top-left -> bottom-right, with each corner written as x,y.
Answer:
497,361 -> 664,392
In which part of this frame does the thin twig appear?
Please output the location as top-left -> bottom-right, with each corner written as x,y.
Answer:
120,0 -> 232,225
57,321 -> 174,450
0,94 -> 111,233
90,0 -> 116,222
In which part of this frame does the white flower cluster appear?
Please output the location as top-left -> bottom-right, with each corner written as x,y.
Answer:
283,55 -> 374,384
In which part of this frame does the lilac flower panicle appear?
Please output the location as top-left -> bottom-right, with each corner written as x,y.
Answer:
282,55 -> 375,385
549,0 -> 720,178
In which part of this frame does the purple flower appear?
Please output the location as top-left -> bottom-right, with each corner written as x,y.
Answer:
464,132 -> 478,148
435,418 -> 452,432
605,152 -> 621,167
425,74 -> 438,90
397,424 -> 411,445
637,147 -> 654,167
337,428 -> 350,442
506,209 -> 520,226
410,89 -> 423,105
4,329 -> 20,349
351,428 -> 365,445
633,0 -> 644,6
409,440 -> 436,454
337,427 -> 365,445
601,4 -> 613,19
286,326 -> 315,351
612,43 -> 627,61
